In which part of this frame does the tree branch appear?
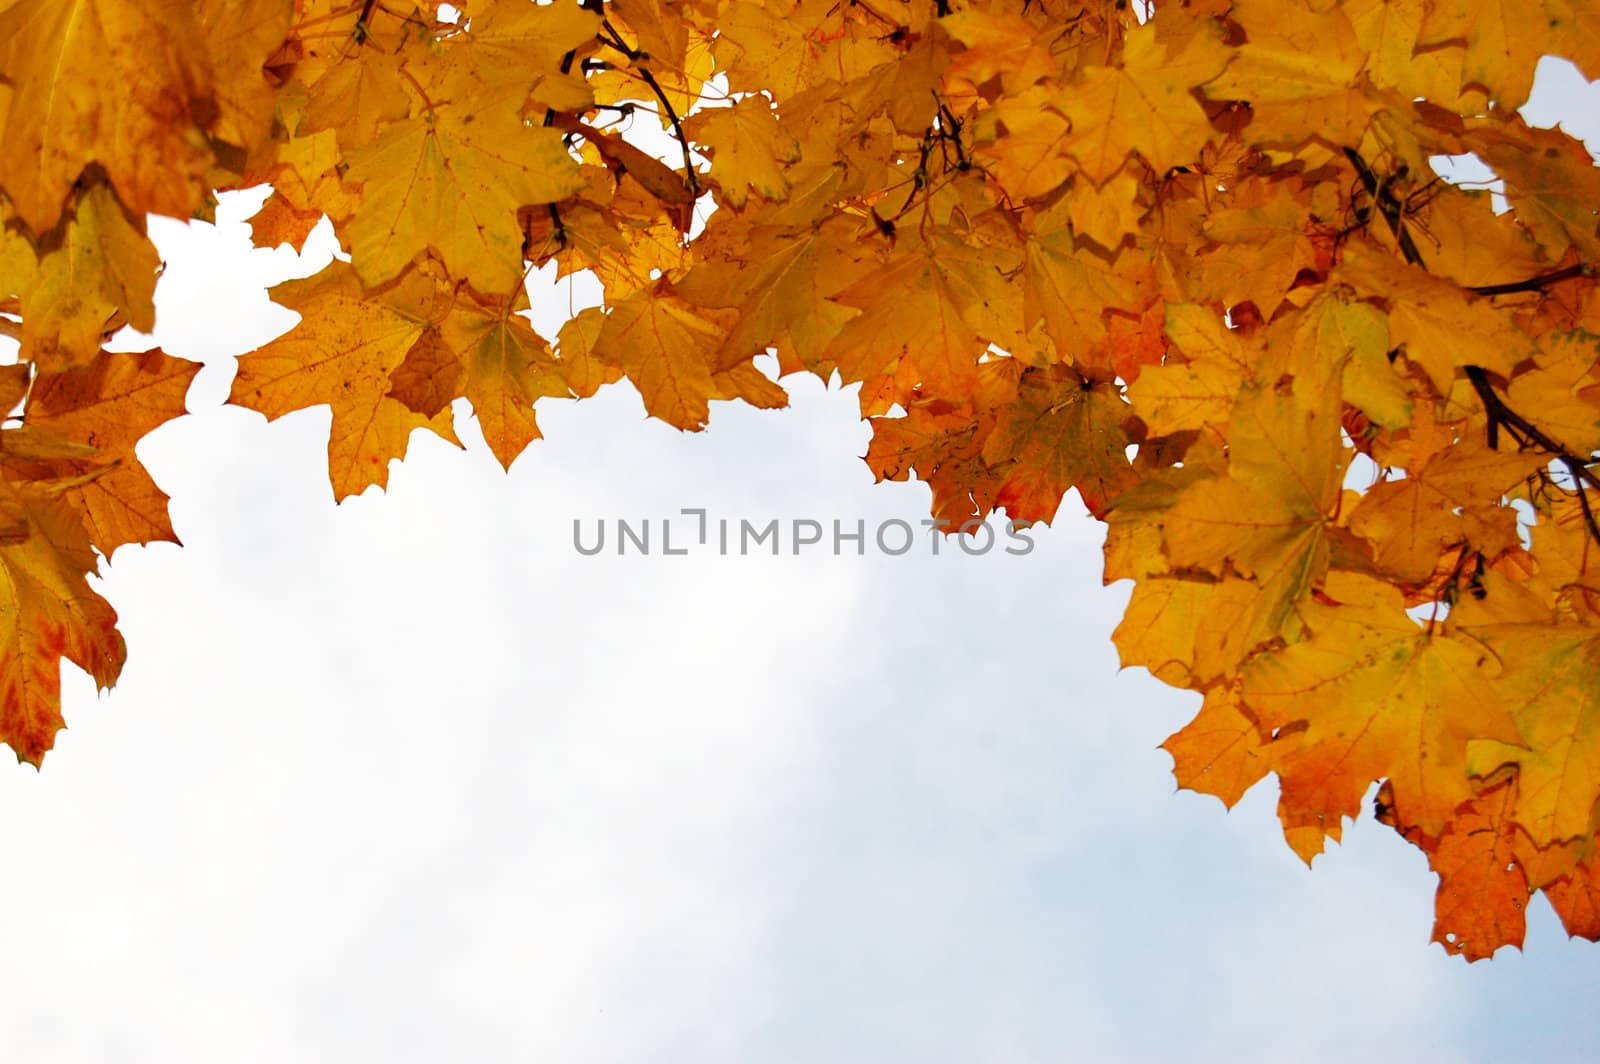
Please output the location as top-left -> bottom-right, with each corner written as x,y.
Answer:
1466,365 -> 1600,542
1468,263 -> 1588,297
1344,146 -> 1600,544
1342,147 -> 1424,266
537,0 -> 606,248
597,19 -> 700,195
354,0 -> 379,43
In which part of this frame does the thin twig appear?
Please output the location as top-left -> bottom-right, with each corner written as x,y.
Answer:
597,18 -> 700,194
1344,146 -> 1600,544
536,0 -> 605,248
1466,366 -> 1600,542
1468,263 -> 1588,297
354,0 -> 379,42
1342,147 -> 1423,265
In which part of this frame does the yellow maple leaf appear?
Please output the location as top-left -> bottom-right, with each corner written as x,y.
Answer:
1504,331 -> 1600,456
1056,21 -> 1230,183
1468,116 -> 1600,264
590,283 -> 742,430
1165,385 -> 1346,590
20,183 -> 160,373
1347,436 -> 1547,586
19,349 -> 200,555
1337,243 -> 1528,394
1202,0 -> 1378,147
1465,625 -> 1600,848
1194,177 -> 1323,316
230,261 -> 461,501
1244,572 -> 1522,845
1063,170 -> 1145,253
1023,204 -> 1139,356
0,489 -> 124,766
1161,682 -> 1273,809
1115,575 -> 1283,687
1128,301 -> 1256,437
343,73 -> 584,292
439,294 -> 573,471
687,97 -> 799,209
0,0 -> 218,234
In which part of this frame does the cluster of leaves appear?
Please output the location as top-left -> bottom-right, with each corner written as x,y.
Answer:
3,0 -> 1600,958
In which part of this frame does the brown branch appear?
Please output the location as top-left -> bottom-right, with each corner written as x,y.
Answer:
536,0 -> 606,248
1569,456 -> 1600,543
1344,146 -> 1600,545
1342,147 -> 1423,266
937,103 -> 970,171
1468,263 -> 1588,297
1466,365 -> 1600,542
597,19 -> 700,195
354,0 -> 379,42
640,68 -> 698,192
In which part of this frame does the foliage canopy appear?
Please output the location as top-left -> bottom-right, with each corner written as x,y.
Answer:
3,0 -> 1600,959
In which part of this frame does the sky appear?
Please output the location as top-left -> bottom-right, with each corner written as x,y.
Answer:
1,58 -> 1598,1064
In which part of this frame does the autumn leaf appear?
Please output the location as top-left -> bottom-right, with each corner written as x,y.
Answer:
342,73 -> 584,292
21,183 -> 161,373
1164,384 -> 1346,594
1160,682 -> 1273,810
0,490 -> 125,765
1127,302 -> 1256,437
982,364 -> 1133,522
1428,780 -> 1529,961
1345,436 -> 1546,587
1462,625 -> 1600,849
1055,21 -> 1230,183
687,97 -> 800,208
589,283 -> 779,431
1202,0 -> 1377,146
438,293 -> 573,471
1545,846 -> 1600,940
0,0 -> 219,234
1243,572 -> 1522,846
229,261 -> 461,501
23,349 -> 201,555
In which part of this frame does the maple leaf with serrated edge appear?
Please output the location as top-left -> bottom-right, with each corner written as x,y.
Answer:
1428,780 -> 1529,961
18,350 -> 201,556
0,489 -> 124,766
342,69 -> 585,293
1160,683 -> 1273,809
229,261 -> 461,501
0,0 -> 217,234
982,364 -> 1133,522
20,184 -> 160,374
1461,625 -> 1600,849
1244,572 -> 1523,852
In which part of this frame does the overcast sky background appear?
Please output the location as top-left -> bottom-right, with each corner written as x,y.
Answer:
1,58 -> 1596,1064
